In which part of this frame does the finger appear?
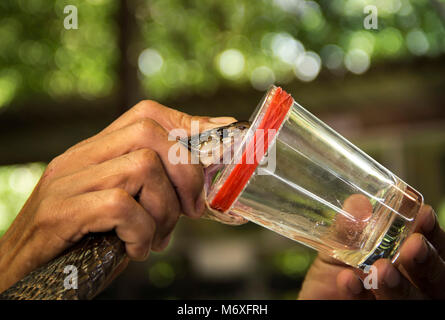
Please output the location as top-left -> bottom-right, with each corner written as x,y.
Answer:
298,255 -> 348,300
414,205 -> 445,259
59,189 -> 157,261
336,268 -> 373,299
68,100 -> 236,151
103,100 -> 237,135
370,259 -> 426,299
54,121 -> 205,218
335,194 -> 373,247
53,149 -> 182,250
398,233 -> 445,299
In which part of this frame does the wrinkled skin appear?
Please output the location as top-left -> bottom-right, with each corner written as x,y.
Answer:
0,100 -> 239,294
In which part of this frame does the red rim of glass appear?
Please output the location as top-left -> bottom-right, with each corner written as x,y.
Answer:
210,87 -> 293,212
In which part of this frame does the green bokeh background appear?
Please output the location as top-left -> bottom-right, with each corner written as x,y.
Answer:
1,0 -> 445,299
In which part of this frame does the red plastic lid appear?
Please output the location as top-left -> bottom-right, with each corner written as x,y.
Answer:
210,87 -> 293,212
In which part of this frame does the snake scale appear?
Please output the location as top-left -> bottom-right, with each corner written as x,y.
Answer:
0,122 -> 251,300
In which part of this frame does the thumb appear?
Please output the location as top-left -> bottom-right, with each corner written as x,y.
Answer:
136,101 -> 237,135
101,100 -> 237,137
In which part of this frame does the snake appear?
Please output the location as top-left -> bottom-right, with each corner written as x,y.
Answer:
0,121 -> 251,300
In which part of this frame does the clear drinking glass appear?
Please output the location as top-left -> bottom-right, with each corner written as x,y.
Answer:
206,86 -> 423,268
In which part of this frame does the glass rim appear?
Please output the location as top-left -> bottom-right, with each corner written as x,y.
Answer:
208,85 -> 294,212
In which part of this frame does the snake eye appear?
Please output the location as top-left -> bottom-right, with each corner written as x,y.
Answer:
179,121 -> 251,153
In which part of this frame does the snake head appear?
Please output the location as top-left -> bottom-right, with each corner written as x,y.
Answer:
180,121 -> 251,226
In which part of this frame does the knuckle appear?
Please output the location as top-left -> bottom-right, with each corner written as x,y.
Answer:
135,99 -> 157,113
40,176 -> 62,193
178,112 -> 198,132
133,149 -> 163,176
133,100 -> 164,120
107,188 -> 132,215
35,197 -> 61,229
43,155 -> 64,179
49,154 -> 64,167
135,118 -> 167,138
136,118 -> 157,134
177,111 -> 191,129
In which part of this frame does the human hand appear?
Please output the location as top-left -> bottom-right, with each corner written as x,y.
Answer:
298,204 -> 445,299
0,100 -> 236,293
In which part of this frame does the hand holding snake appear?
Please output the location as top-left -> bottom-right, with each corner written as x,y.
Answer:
0,100 -> 243,298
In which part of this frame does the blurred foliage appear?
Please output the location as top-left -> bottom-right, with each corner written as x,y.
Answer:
438,198 -> 445,227
0,0 -> 444,106
273,247 -> 314,277
0,163 -> 45,236
0,0 -> 118,109
149,261 -> 176,288
134,0 -> 445,99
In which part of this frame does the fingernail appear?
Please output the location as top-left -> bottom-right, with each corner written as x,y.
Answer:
208,117 -> 237,125
384,266 -> 400,288
160,234 -> 172,250
195,189 -> 206,217
414,236 -> 429,264
423,208 -> 437,233
348,276 -> 363,295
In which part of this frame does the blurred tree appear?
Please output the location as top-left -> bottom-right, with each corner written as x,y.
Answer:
0,163 -> 45,236
133,0 -> 445,99
0,0 -> 118,110
0,0 -> 444,107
